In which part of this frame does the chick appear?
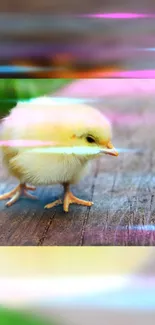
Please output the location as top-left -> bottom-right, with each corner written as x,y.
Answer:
0,97 -> 118,212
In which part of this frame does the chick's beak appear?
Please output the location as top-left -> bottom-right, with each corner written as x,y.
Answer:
107,141 -> 119,156
101,141 -> 119,157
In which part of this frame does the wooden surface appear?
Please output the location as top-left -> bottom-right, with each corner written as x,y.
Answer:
0,80 -> 155,246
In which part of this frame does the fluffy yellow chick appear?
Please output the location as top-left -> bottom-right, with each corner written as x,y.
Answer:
0,97 -> 118,212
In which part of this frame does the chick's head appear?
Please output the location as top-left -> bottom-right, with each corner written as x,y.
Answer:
62,103 -> 119,160
15,100 -> 118,161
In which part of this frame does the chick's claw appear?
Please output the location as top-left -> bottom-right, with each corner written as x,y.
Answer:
44,199 -> 63,210
63,191 -> 93,213
0,183 -> 38,207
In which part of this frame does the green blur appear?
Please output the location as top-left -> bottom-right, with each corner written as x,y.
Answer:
0,79 -> 73,118
0,307 -> 58,325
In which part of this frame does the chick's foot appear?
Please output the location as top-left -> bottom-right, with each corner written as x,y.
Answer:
0,184 -> 38,207
63,191 -> 93,212
44,184 -> 93,212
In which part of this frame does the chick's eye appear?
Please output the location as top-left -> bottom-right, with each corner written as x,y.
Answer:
86,136 -> 95,143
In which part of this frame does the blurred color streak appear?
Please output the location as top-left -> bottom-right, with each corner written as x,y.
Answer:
144,48 -> 155,51
0,66 -> 64,73
80,13 -> 153,19
0,140 -> 58,147
0,46 -> 154,65
106,112 -> 155,125
0,97 -> 99,104
86,69 -> 155,78
0,276 -> 155,311
48,286 -> 155,310
55,79 -> 155,97
0,78 -> 155,114
0,248 -> 151,277
112,69 -> 155,78
42,281 -> 155,310
0,12 -> 153,28
1,78 -> 155,117
118,225 -> 155,231
28,146 -> 143,155
0,276 -> 128,306
1,66 -> 155,78
0,10 -> 155,78
0,66 -> 118,78
0,307 -> 53,325
0,138 -> 143,155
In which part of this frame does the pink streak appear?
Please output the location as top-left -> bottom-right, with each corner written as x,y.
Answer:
112,70 -> 155,78
83,13 -> 152,19
57,79 -> 155,98
0,140 -> 57,147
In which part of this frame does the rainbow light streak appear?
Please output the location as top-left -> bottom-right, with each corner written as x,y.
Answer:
29,147 -> 143,155
0,141 -> 143,155
81,13 -> 153,19
30,146 -> 102,155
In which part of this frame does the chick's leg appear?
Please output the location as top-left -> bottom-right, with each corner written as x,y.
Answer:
63,184 -> 93,212
0,183 -> 38,207
45,183 -> 93,212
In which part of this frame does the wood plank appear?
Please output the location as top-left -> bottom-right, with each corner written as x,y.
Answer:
0,184 -> 55,245
81,94 -> 155,245
42,163 -> 98,246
